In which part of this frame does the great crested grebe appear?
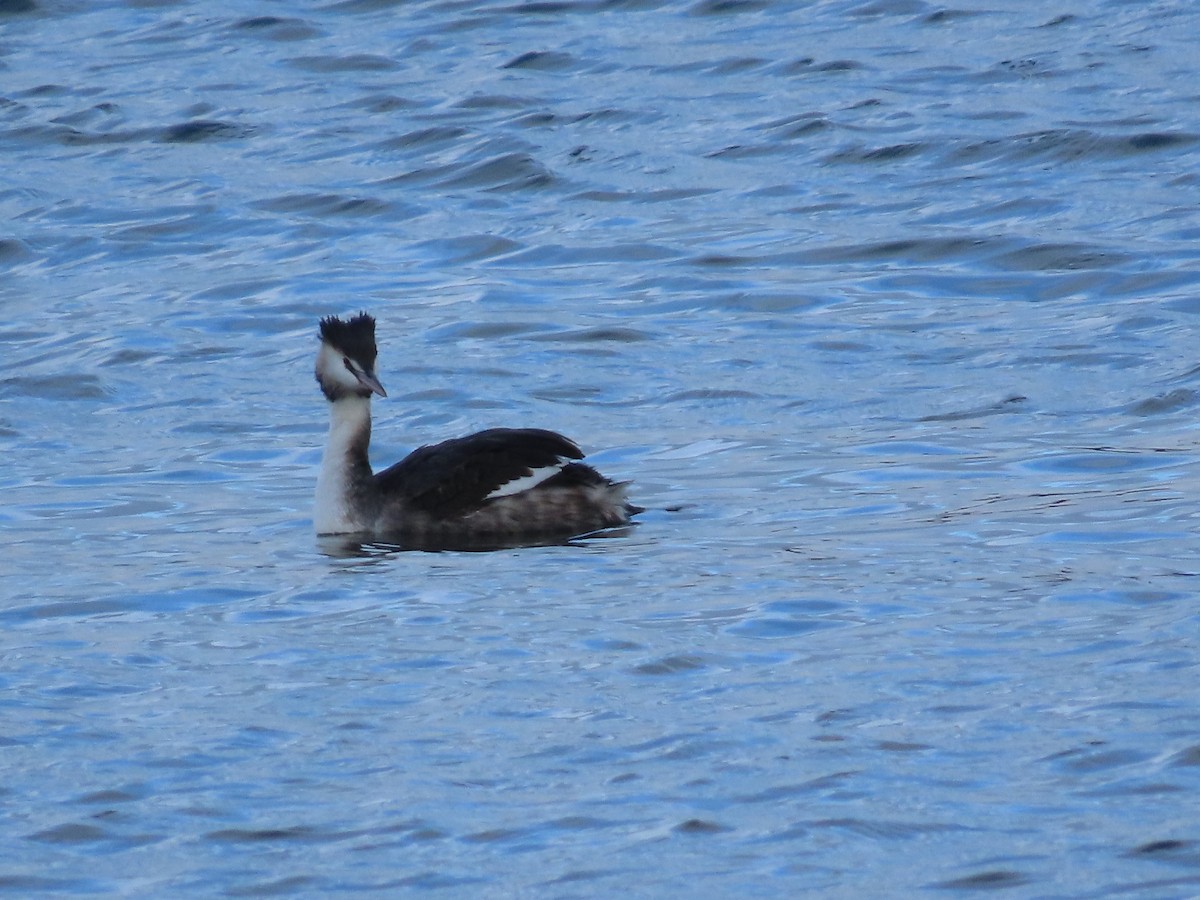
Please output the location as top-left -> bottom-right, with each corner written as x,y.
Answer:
313,313 -> 637,546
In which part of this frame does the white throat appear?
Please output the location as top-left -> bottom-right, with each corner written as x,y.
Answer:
314,396 -> 373,534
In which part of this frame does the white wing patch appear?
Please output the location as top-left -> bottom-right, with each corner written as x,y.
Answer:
483,462 -> 565,500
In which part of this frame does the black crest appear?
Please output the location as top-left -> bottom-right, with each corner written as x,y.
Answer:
319,312 -> 377,368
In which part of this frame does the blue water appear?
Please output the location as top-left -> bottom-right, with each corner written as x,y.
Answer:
3,0 -> 1200,895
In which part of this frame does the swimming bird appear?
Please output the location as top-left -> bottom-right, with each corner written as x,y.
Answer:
314,312 -> 637,547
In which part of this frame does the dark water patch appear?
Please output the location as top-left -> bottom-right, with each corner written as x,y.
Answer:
705,142 -> 787,160
919,395 -> 1027,422
775,57 -> 863,76
543,815 -> 618,831
77,787 -> 146,805
1080,590 -> 1188,607
726,615 -> 842,639
324,0 -> 409,10
931,869 -> 1033,890
804,236 -> 995,265
689,0 -> 770,14
158,120 -> 251,143
811,340 -> 870,353
1170,746 -> 1200,767
373,125 -> 470,152
990,241 -> 1131,272
530,326 -> 653,343
454,93 -> 532,111
1012,348 -> 1143,369
229,16 -> 323,41
0,374 -> 107,400
1022,448 -> 1183,476
710,56 -> 770,74
877,741 -> 932,753
573,187 -> 716,203
0,237 -> 31,263
288,53 -> 398,73
1042,743 -> 1147,773
1000,55 -> 1058,76
1167,294 -> 1200,315
718,291 -> 824,313
462,826 -> 531,844
206,826 -> 337,844
27,823 -> 108,844
929,196 -> 1067,229
49,102 -> 125,130
413,233 -> 523,263
12,83 -> 67,98
581,637 -> 643,652
426,321 -> 552,341
687,252 -> 762,268
1126,132 -> 1195,152
1126,388 -> 1197,416
501,50 -> 577,71
756,111 -> 832,138
389,872 -> 489,890
109,208 -> 221,243
543,867 -> 623,885
806,817 -> 963,839
1128,839 -> 1200,864
522,0 -> 668,11
511,107 -> 631,129
922,9 -> 982,24
343,93 -> 423,113
825,141 -> 926,164
1079,781 -> 1185,799
531,384 -> 632,405
435,152 -> 553,191
1,122 -> 147,147
674,818 -> 730,834
663,389 -> 761,402
0,587 -> 258,624
511,111 -> 562,127
494,1 -> 586,13
950,128 -> 1198,167
252,192 -> 395,218
226,875 -> 317,896
850,0 -> 928,15
632,654 -> 710,675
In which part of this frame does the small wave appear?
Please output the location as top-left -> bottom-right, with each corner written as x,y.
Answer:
1125,388 -> 1197,416
252,192 -> 394,217
824,141 -> 927,164
436,152 -> 554,191
287,53 -> 397,73
689,0 -> 770,15
0,374 -> 108,400
949,127 -> 1198,166
228,16 -> 323,41
158,120 -> 251,143
501,50 -> 577,71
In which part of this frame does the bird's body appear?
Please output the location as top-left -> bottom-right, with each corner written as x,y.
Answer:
313,313 -> 636,546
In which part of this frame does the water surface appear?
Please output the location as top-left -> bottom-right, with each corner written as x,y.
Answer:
3,1 -> 1200,895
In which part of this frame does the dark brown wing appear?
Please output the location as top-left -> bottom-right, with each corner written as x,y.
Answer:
374,427 -> 584,517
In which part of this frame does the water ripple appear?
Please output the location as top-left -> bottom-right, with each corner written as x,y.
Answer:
3,0 -> 1200,896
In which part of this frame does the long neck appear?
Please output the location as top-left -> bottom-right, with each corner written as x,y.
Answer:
314,396 -> 375,534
